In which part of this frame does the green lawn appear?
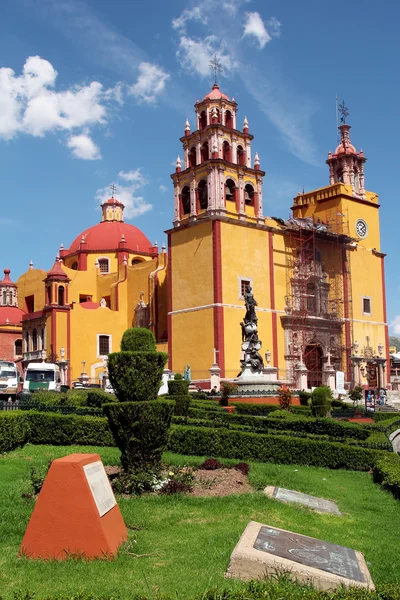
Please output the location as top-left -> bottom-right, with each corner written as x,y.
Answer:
0,444 -> 399,599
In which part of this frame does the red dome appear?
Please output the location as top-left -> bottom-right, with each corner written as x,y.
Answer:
0,306 -> 25,325
202,84 -> 230,101
334,142 -> 357,156
80,301 -> 100,310
68,221 -> 152,254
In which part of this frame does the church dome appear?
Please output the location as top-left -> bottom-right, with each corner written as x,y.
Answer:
202,84 -> 230,101
68,221 -> 152,254
334,141 -> 357,156
66,196 -> 152,255
0,306 -> 25,326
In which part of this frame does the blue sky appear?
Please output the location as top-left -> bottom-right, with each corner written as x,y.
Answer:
1,0 -> 400,331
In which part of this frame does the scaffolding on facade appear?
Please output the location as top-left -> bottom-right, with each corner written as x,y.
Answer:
281,209 -> 353,388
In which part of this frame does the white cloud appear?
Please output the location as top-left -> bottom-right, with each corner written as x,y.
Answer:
129,62 -> 169,104
96,168 -> 152,219
243,12 -> 275,49
177,36 -> 237,77
159,184 -> 167,193
67,134 -> 101,160
172,6 -> 208,32
390,316 -> 400,335
0,55 -> 122,158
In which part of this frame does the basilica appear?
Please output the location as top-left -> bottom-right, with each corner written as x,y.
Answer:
11,83 -> 389,390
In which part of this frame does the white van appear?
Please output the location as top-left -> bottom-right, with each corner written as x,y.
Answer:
23,363 -> 60,392
0,361 -> 19,398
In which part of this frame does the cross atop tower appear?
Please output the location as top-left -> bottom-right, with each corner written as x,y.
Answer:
338,100 -> 349,124
209,54 -> 223,85
110,183 -> 117,198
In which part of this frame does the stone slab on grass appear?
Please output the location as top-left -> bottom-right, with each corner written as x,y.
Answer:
264,486 -> 342,515
225,521 -> 374,591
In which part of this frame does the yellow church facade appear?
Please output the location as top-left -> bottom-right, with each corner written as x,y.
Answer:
17,83 -> 389,391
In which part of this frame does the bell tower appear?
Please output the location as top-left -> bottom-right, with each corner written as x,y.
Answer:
171,82 -> 265,225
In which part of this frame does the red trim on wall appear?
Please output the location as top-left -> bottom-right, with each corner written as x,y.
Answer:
268,232 -> 279,369
51,310 -> 56,358
381,256 -> 390,384
67,310 -> 71,386
342,249 -> 351,382
167,233 -> 173,370
212,220 -> 225,376
78,252 -> 88,271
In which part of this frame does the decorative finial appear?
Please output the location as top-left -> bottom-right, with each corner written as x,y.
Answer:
338,100 -> 349,124
243,116 -> 249,131
110,183 -> 117,198
254,152 -> 260,167
29,260 -> 34,270
60,243 -> 64,250
185,119 -> 190,131
161,242 -> 166,252
154,241 -> 158,248
176,155 -> 181,171
209,54 -> 223,85
211,106 -> 218,120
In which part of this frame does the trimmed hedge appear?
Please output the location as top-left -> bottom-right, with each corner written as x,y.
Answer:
373,453 -> 400,500
0,411 -> 28,452
120,327 -> 156,351
372,411 -> 400,422
0,411 -> 114,451
232,403 -> 312,417
168,425 -> 382,470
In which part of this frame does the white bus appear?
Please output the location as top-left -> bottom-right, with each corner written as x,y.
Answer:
23,363 -> 60,392
0,361 -> 19,398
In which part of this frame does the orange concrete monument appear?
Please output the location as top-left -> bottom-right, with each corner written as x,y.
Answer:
20,453 -> 127,560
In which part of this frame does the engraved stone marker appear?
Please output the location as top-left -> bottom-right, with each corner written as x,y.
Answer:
226,521 -> 374,591
264,486 -> 342,515
20,453 -> 127,560
83,460 -> 116,517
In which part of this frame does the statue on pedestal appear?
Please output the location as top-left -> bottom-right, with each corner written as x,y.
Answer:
239,285 -> 264,376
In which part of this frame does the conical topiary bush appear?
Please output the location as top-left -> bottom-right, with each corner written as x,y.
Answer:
103,328 -> 174,474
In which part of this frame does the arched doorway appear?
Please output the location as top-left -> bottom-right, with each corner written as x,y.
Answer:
304,345 -> 323,388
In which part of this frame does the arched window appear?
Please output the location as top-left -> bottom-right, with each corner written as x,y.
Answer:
223,141 -> 232,162
131,258 -> 144,266
181,186 -> 191,215
199,111 -> 207,129
14,339 -> 22,356
47,286 -> 52,305
200,142 -> 209,162
188,147 -> 197,168
58,286 -> 65,306
98,258 -> 109,274
2,290 -> 6,305
244,184 -> 255,206
225,110 -> 233,128
25,332 -> 29,353
41,328 -> 45,350
225,179 -> 236,202
71,262 -> 78,270
198,180 -> 208,210
32,329 -> 38,352
237,145 -> 246,166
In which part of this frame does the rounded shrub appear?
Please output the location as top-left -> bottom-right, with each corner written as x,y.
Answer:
120,327 -> 156,352
311,386 -> 332,417
108,351 -> 168,402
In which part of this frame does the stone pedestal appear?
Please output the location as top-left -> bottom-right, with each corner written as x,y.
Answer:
262,365 -> 278,381
158,368 -> 172,395
209,363 -> 221,391
351,356 -> 362,386
295,362 -> 308,390
323,365 -> 336,392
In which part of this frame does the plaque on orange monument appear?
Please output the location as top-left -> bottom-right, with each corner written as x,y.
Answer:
20,453 -> 127,560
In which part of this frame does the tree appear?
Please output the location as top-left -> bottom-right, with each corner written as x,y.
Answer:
103,328 -> 174,474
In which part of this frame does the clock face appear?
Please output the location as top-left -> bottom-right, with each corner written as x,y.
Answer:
355,219 -> 368,239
